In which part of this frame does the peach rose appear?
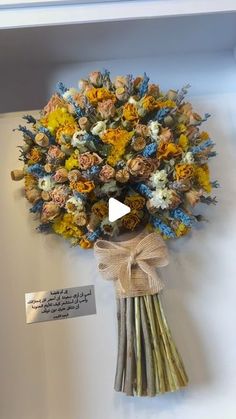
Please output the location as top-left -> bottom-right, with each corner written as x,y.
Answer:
47,146 -> 65,163
88,71 -> 103,87
135,124 -> 150,138
43,94 -> 66,116
97,99 -> 116,119
41,202 -> 60,222
25,188 -> 41,204
50,185 -> 69,207
185,189 -> 203,206
127,156 -> 157,179
114,76 -> 129,89
53,168 -> 68,183
99,164 -> 115,183
78,152 -> 103,170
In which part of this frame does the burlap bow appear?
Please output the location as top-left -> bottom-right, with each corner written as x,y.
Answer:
94,231 -> 169,298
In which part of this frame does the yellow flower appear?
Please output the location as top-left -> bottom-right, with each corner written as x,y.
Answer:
79,236 -> 93,249
178,134 -> 189,151
101,128 -> 134,166
52,213 -> 83,239
124,194 -> 146,210
56,123 -> 77,143
40,107 -> 78,138
70,180 -> 95,194
122,211 -> 141,230
65,153 -> 79,171
195,164 -> 211,193
156,99 -> 176,109
86,87 -> 116,106
122,103 -> 139,122
176,124 -> 187,134
141,95 -> 158,111
24,174 -> 37,190
175,163 -> 194,181
157,141 -> 183,160
175,222 -> 190,237
27,148 -> 42,164
199,131 -> 209,141
92,201 -> 108,219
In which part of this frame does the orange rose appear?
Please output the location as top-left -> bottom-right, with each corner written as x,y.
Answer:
71,180 -> 95,194
123,103 -> 139,122
86,87 -> 116,106
175,164 -> 195,181
141,95 -> 158,111
157,141 -> 182,160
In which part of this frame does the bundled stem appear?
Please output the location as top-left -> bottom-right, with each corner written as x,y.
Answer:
114,293 -> 188,396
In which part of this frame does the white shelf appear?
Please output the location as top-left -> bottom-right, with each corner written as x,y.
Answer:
0,0 -> 236,29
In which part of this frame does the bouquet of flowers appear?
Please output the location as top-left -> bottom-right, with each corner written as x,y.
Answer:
11,70 -> 217,396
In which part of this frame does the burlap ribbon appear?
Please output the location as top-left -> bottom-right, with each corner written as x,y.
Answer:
94,231 -> 169,298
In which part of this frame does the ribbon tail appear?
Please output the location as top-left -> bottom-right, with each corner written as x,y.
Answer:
138,261 -> 164,293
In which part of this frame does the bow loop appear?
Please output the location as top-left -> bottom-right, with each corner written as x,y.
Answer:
94,231 -> 169,298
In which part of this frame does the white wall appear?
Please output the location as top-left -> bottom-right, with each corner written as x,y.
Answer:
1,58 -> 236,418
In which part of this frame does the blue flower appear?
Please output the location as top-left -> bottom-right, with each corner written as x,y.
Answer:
86,227 -> 101,242
37,223 -> 52,233
139,72 -> 149,97
151,216 -> 175,238
155,108 -> 170,122
132,183 -> 152,199
15,125 -> 35,140
23,114 -> 36,125
27,164 -> 45,178
56,81 -> 68,95
170,208 -> 193,227
190,139 -> 215,154
84,165 -> 100,179
30,200 -> 44,213
142,142 -> 157,157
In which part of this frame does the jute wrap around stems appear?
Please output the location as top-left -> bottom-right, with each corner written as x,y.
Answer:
94,231 -> 169,298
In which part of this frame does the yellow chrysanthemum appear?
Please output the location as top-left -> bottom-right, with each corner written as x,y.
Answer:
175,222 -> 190,237
65,153 -> 79,171
176,124 -> 187,134
86,88 -> 116,106
52,213 -> 83,239
101,128 -> 134,166
199,131 -> 209,141
195,164 -> 211,193
156,99 -> 176,109
178,134 -> 189,151
24,173 -> 37,190
56,123 -> 77,143
40,107 -> 77,137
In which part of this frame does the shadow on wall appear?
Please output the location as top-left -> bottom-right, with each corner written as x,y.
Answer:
0,62 -> 54,113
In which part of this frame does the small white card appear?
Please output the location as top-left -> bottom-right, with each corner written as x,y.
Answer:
25,285 -> 96,324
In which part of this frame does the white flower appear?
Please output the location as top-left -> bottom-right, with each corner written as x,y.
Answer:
128,96 -> 138,105
38,176 -> 55,192
183,151 -> 194,164
149,121 -> 160,140
150,170 -> 168,189
91,121 -> 107,137
149,188 -> 172,210
101,180 -> 119,195
65,196 -> 84,213
63,88 -> 77,100
71,130 -> 87,147
101,217 -> 119,236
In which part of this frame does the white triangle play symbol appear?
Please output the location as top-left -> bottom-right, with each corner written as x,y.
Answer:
108,197 -> 131,222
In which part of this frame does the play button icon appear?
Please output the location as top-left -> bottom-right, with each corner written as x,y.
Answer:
108,198 -> 131,222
